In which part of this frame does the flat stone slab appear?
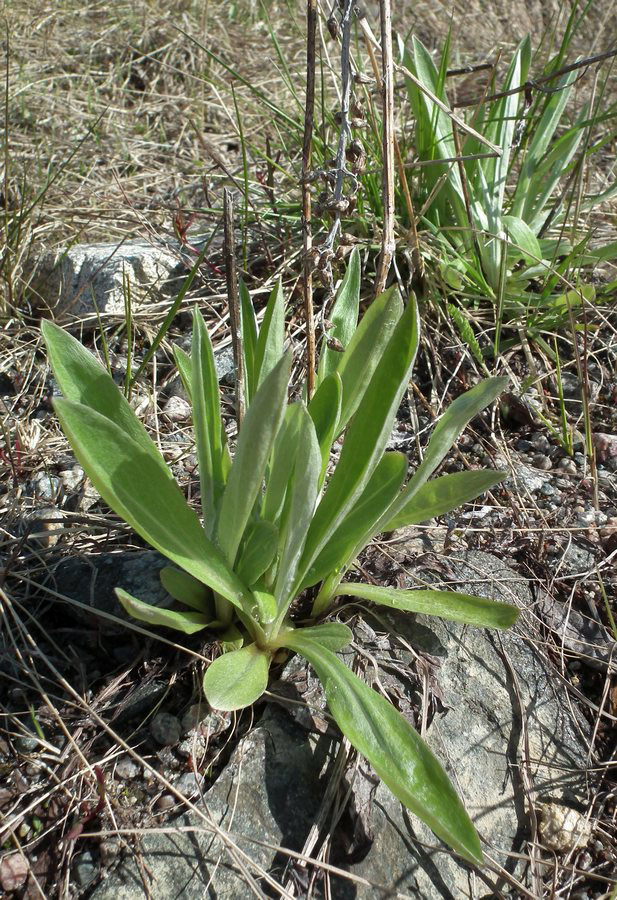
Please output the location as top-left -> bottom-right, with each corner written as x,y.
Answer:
90,551 -> 589,899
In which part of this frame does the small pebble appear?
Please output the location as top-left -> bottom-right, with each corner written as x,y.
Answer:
532,453 -> 552,471
150,712 -> 182,747
155,793 -> 176,812
115,755 -> 140,780
99,839 -> 120,866
531,432 -> 551,453
174,772 -> 205,797
59,465 -> 85,493
557,457 -> 577,475
162,396 -> 191,423
73,850 -> 97,888
0,853 -> 29,892
31,472 -> 63,503
14,734 -> 38,754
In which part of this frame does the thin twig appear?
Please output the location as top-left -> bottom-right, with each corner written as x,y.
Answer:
223,189 -> 245,426
374,0 -> 395,297
302,0 -> 317,400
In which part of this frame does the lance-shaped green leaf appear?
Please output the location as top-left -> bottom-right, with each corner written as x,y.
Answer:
317,246 -> 361,383
116,588 -> 213,634
172,344 -> 193,402
297,299 -> 420,589
334,583 -> 519,629
273,406 -> 321,615
236,520 -> 278,587
502,215 -> 542,266
380,377 -> 508,531
42,320 -> 168,477
254,278 -> 285,389
53,398 -> 248,608
203,644 -> 271,711
272,622 -> 353,652
160,567 -> 212,613
262,403 -> 303,525
334,286 -> 403,434
303,452 -> 407,590
307,372 -> 342,484
192,308 -> 226,536
239,279 -> 258,402
383,469 -> 506,531
217,353 -> 291,565
282,632 -> 483,865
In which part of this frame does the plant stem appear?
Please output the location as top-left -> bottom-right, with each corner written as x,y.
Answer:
302,0 -> 317,399
374,0 -> 395,297
223,188 -> 245,426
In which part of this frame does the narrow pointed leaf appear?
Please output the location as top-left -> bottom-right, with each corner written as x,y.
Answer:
53,398 -> 248,608
254,278 -> 285,389
334,286 -> 403,433
42,320 -> 168,476
317,247 -> 361,382
274,622 -> 353,652
192,308 -> 226,534
203,644 -> 270,711
236,520 -> 279,587
381,377 -> 508,531
303,452 -> 407,589
217,353 -> 291,564
307,372 -> 342,483
262,403 -> 303,525
172,345 -> 193,402
282,633 -> 483,865
160,567 -> 212,613
383,469 -> 506,531
298,299 -> 420,588
274,406 -> 321,611
335,583 -> 519,629
116,588 -> 211,634
239,279 -> 258,402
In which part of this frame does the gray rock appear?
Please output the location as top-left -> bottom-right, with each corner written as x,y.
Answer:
531,452 -> 552,471
150,712 -> 182,747
91,552 -> 588,900
31,471 -> 63,503
531,432 -> 551,453
52,550 -> 171,632
115,755 -> 140,780
73,849 -> 98,889
557,457 -> 577,475
23,506 -> 65,549
29,239 -> 187,319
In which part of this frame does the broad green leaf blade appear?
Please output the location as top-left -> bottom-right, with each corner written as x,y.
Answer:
317,247 -> 361,383
502,215 -> 542,265
252,590 -> 277,625
254,278 -> 285,389
335,583 -> 519,629
383,469 -> 506,531
53,398 -> 248,609
192,308 -> 226,535
172,345 -> 193,402
274,622 -> 353,652
262,403 -> 303,525
307,372 -> 342,484
203,644 -> 270,711
217,353 -> 291,564
283,633 -> 483,865
298,299 -> 420,588
42,320 -> 168,476
239,279 -> 258,402
274,406 -> 321,612
116,588 -> 211,634
303,452 -> 407,589
219,624 -> 244,652
335,286 -> 403,434
381,377 -> 508,531
160,566 -> 212,613
236,520 -> 279,587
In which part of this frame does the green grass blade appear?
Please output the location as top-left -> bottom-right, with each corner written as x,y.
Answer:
254,278 -> 285,389
307,372 -> 342,485
335,583 -> 519,629
239,279 -> 258,402
173,344 -> 193,402
217,352 -> 290,564
283,633 -> 484,865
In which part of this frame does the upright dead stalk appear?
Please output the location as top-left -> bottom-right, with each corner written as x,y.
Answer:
374,0 -> 395,297
223,188 -> 245,426
302,0 -> 317,399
